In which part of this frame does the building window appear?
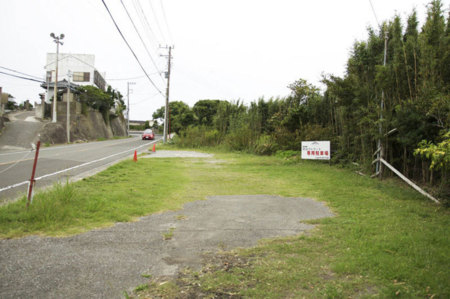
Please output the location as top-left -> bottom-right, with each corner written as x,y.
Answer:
94,70 -> 106,91
46,71 -> 53,82
73,72 -> 90,82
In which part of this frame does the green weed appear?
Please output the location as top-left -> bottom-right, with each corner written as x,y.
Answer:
1,151 -> 448,298
162,227 -> 175,240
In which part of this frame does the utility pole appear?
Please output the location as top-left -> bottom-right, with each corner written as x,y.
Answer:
45,72 -> 51,118
160,45 -> 173,143
127,82 -> 136,136
66,70 -> 72,143
0,87 -> 3,116
376,29 -> 389,178
50,33 -> 64,123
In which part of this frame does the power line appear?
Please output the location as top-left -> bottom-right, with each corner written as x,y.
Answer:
147,0 -> 167,42
130,92 -> 161,105
64,54 -> 97,70
0,71 -> 44,84
101,0 -> 163,96
368,0 -> 381,28
0,66 -> 42,80
107,75 -> 146,81
159,0 -> 173,43
120,0 -> 166,83
132,0 -> 159,45
107,71 -> 161,81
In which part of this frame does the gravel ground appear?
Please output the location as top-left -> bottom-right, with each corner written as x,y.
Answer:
0,151 -> 334,298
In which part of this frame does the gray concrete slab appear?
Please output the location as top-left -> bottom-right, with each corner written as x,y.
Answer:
143,150 -> 213,158
0,195 -> 333,298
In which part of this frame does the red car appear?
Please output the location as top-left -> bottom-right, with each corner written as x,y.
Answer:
142,129 -> 155,140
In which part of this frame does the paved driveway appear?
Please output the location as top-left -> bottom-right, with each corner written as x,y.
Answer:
0,194 -> 333,298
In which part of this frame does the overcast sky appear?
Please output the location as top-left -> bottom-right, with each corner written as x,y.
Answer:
0,0 -> 445,120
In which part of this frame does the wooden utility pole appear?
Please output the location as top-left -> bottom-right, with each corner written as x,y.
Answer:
161,46 -> 173,143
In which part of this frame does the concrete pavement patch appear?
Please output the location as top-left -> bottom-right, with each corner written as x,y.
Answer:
0,195 -> 332,298
143,150 -> 214,158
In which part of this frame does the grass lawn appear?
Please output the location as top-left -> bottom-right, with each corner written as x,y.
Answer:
0,146 -> 448,298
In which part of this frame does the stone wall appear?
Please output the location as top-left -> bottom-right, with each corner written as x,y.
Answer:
0,116 -> 6,132
39,107 -> 127,145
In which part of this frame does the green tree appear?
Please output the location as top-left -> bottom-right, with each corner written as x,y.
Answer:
77,85 -> 114,123
153,101 -> 195,134
5,99 -> 18,111
415,130 -> 450,171
193,99 -> 221,126
106,85 -> 125,117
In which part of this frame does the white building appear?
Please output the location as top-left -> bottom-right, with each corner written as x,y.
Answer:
44,53 -> 106,102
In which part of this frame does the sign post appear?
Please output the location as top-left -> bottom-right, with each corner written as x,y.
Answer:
27,141 -> 41,208
301,141 -> 331,161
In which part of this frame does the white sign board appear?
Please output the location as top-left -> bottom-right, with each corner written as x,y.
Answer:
301,141 -> 330,160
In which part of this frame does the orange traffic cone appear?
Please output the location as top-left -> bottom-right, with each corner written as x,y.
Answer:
152,144 -> 156,152
133,150 -> 137,162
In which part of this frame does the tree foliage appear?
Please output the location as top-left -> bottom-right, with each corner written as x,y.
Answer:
76,85 -> 124,122
415,131 -> 450,171
160,0 -> 448,194
152,101 -> 194,134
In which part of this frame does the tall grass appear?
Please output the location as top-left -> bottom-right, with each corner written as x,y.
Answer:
0,159 -> 187,238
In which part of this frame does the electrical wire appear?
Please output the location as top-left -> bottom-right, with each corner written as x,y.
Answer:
64,54 -> 97,70
368,0 -> 381,28
130,92 -> 161,105
107,75 -> 146,81
0,66 -> 42,80
101,0 -> 163,96
0,71 -> 44,84
120,0 -> 166,84
147,0 -> 167,42
131,0 -> 167,72
107,72 -> 162,81
132,0 -> 159,44
159,0 -> 173,43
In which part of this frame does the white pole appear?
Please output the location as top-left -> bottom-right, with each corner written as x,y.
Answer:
127,82 -> 135,136
50,33 -> 64,123
52,41 -> 59,123
67,70 -> 72,143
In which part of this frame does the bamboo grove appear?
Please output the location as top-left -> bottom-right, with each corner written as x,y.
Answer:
154,0 -> 449,199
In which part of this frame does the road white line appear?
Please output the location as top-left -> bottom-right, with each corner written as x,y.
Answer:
0,140 -> 158,194
0,136 -> 141,157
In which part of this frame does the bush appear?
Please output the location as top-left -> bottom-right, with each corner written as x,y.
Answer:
254,134 -> 279,155
176,126 -> 221,148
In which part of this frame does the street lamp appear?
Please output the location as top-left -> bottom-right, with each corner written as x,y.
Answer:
67,70 -> 72,143
50,33 -> 64,123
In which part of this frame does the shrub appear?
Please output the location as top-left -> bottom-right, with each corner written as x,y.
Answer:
254,134 -> 279,155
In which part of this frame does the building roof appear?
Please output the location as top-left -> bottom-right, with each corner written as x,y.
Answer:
40,79 -> 79,92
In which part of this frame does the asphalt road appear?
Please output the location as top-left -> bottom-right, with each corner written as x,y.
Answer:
0,136 -> 160,204
0,111 -> 44,151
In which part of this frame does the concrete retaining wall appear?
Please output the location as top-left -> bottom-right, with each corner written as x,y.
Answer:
39,108 -> 127,145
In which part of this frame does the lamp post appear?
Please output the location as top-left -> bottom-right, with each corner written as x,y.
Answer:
45,72 -> 51,118
50,33 -> 64,123
67,70 -> 72,143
